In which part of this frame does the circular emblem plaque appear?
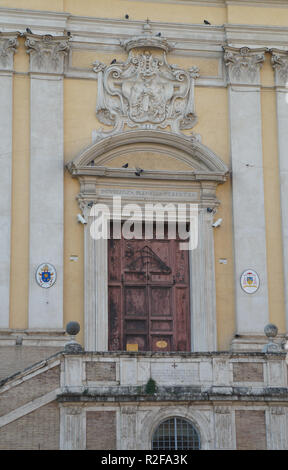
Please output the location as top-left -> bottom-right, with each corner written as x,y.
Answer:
240,269 -> 260,294
36,263 -> 57,288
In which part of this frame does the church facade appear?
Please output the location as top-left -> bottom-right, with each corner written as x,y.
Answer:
1,0 -> 288,450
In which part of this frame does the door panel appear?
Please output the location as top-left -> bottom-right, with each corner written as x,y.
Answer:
124,286 -> 147,316
108,224 -> 190,351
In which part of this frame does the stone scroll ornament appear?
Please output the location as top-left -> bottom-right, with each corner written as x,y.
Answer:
92,21 -> 199,140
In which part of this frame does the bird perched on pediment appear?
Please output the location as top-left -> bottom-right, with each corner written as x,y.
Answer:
111,59 -> 117,64
204,20 -> 211,25
26,27 -> 33,34
122,163 -> 129,168
135,167 -> 143,176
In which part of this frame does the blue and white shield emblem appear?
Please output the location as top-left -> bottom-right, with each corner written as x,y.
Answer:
41,271 -> 51,283
36,263 -> 56,288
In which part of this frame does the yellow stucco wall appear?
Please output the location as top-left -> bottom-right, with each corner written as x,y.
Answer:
10,38 -> 30,330
227,4 -> 288,27
5,0 -> 287,350
0,0 -> 227,24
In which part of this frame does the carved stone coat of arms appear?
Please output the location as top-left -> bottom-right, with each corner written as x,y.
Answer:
92,24 -> 199,139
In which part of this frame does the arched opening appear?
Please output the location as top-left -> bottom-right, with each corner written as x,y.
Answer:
152,416 -> 201,450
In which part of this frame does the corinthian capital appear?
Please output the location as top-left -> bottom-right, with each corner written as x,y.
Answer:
25,33 -> 70,74
0,33 -> 18,71
271,49 -> 288,87
223,46 -> 267,85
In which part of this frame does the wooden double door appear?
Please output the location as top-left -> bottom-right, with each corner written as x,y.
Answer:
108,225 -> 191,352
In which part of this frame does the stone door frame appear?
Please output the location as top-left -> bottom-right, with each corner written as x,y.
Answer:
67,130 -> 228,352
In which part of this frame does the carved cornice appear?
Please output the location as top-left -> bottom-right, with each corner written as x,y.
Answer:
25,33 -> 70,74
271,49 -> 288,87
0,33 -> 18,71
223,46 -> 267,85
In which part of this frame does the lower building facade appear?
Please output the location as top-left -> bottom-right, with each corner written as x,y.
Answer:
0,349 -> 288,450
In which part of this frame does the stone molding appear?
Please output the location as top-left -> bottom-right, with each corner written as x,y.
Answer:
0,33 -> 18,71
271,49 -> 288,87
68,129 -> 228,176
223,46 -> 267,85
1,8 -> 288,52
25,33 -> 70,74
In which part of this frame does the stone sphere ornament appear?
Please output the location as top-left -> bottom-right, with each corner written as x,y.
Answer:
64,321 -> 83,354
262,323 -> 280,353
66,321 -> 81,337
264,323 -> 278,338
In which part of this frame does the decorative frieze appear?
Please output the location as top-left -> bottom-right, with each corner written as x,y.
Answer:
0,34 -> 18,71
223,46 -> 266,85
25,33 -> 70,74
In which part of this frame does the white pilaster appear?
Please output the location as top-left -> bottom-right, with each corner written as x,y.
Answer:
60,406 -> 86,450
190,207 -> 217,351
84,205 -> 108,351
267,407 -> 287,450
0,34 -> 18,327
214,407 -> 235,449
271,50 -> 288,330
224,47 -> 269,344
26,34 -> 69,329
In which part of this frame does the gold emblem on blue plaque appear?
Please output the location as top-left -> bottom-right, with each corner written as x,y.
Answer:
36,263 -> 56,288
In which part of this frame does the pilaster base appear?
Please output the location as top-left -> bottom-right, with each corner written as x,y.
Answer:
231,334 -> 285,352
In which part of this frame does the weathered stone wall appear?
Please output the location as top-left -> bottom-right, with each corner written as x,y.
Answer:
0,366 -> 60,416
0,402 -> 60,450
